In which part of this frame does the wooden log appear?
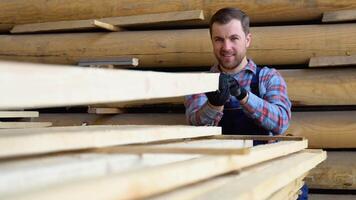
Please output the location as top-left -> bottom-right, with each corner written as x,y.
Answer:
1,24 -> 356,67
2,140 -> 308,200
306,151 -> 356,190
0,61 -> 218,109
0,125 -> 221,158
323,9 -> 356,23
287,111 -> 356,148
0,1 -> 355,26
11,10 -> 204,34
309,55 -> 356,67
0,139 -> 249,197
0,111 -> 39,118
0,122 -> 52,129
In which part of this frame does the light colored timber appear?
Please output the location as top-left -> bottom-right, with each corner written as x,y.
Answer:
79,57 -> 139,68
11,10 -> 204,34
323,9 -> 356,23
309,55 -> 356,67
0,111 -> 39,118
0,122 -> 52,129
268,177 -> 305,200
87,107 -> 124,114
0,1 -> 355,26
2,140 -> 308,200
309,194 -> 356,200
1,24 -> 356,67
0,125 -> 221,158
0,61 -> 218,109
286,111 -> 356,148
0,138 -> 250,197
306,151 -> 356,190
92,20 -> 120,32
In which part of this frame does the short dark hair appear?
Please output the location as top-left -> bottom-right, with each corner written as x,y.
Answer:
209,8 -> 250,36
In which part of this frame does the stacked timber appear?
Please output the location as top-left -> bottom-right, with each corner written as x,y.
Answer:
1,0 -> 356,199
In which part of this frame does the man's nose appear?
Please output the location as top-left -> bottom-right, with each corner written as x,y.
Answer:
222,40 -> 232,51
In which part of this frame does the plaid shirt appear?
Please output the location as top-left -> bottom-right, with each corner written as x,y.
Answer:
184,59 -> 291,135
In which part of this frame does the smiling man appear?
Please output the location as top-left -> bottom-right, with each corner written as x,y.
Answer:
184,7 -> 305,199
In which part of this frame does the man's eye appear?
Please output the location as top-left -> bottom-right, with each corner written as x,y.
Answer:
215,38 -> 223,42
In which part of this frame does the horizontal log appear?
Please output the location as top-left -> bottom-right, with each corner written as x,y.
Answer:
0,61 -> 218,109
306,151 -> 356,190
0,0 -> 355,26
0,125 -> 221,158
29,110 -> 356,148
0,24 -> 356,67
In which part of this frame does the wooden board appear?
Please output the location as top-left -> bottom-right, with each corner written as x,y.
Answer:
1,24 -> 356,67
287,111 -> 356,148
268,176 -> 305,200
323,9 -> 356,23
0,1 -> 355,26
0,138 -> 250,197
2,140 -> 308,200
0,61 -> 218,109
309,194 -> 356,200
11,10 -> 204,33
0,111 -> 39,118
0,122 -> 52,129
0,125 -> 221,158
306,151 -> 356,190
309,55 -> 356,67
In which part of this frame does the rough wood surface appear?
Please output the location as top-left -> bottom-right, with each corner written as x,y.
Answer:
1,24 -> 356,67
309,55 -> 356,67
0,122 -> 52,129
0,61 -> 218,109
323,9 -> 356,23
306,151 -> 356,190
0,1 -> 355,26
0,125 -> 221,158
309,194 -> 356,200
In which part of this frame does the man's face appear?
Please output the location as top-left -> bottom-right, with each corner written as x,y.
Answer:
211,19 -> 251,71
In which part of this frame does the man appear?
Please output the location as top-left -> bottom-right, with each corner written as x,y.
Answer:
184,8 -> 306,199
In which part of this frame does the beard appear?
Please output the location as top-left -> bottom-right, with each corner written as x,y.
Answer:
216,50 -> 246,71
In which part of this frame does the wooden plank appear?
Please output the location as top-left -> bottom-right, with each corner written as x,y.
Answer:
306,151 -> 356,190
1,1 -> 355,26
0,139 -> 249,197
0,61 -> 218,109
323,9 -> 356,23
2,24 -> 356,67
0,111 -> 39,118
2,140 -> 308,200
10,10 -> 204,33
268,177 -> 305,200
309,55 -> 356,67
287,111 -> 356,148
87,107 -> 124,114
92,20 -> 120,32
0,122 -> 52,129
0,125 -> 221,158
78,57 -> 139,68
309,194 -> 356,200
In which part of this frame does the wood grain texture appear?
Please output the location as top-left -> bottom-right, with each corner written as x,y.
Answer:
0,61 -> 218,109
0,122 -> 52,129
306,151 -> 356,190
323,9 -> 356,23
1,24 -> 356,67
309,55 -> 356,67
309,194 -> 356,200
0,0 -> 355,26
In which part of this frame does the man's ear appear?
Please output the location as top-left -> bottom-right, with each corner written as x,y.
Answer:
246,33 -> 252,48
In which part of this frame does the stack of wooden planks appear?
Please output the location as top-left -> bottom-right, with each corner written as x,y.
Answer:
1,0 -> 356,199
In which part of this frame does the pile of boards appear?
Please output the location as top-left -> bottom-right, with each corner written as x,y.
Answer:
0,0 -> 356,199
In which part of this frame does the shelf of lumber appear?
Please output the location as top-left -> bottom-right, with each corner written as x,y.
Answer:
0,61 -> 218,109
0,1 -> 355,26
306,151 -> 356,190
1,24 -> 356,67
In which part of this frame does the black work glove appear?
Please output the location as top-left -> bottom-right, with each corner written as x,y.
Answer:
228,76 -> 247,101
205,73 -> 230,106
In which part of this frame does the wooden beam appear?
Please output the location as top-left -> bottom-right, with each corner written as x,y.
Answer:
0,111 -> 39,118
87,107 -> 124,114
2,24 -> 356,67
0,125 -> 221,158
10,10 -> 204,34
0,139 -> 249,197
1,1 -> 355,25
306,151 -> 356,190
323,9 -> 356,23
3,140 -> 308,200
0,61 -> 218,109
78,57 -> 139,68
309,55 -> 356,67
309,194 -> 356,200
0,122 -> 51,129
287,111 -> 356,148
92,20 -> 120,32
268,176 -> 305,200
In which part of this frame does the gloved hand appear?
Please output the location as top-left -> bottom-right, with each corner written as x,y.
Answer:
228,76 -> 247,101
205,73 -> 230,106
